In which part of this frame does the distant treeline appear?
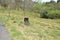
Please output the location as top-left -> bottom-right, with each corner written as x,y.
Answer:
33,0 -> 60,19
0,0 -> 34,10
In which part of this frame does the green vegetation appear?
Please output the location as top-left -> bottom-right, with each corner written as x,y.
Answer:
0,0 -> 60,40
47,10 -> 60,19
33,0 -> 60,19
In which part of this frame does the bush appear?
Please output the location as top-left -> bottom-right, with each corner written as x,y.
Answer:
40,11 -> 48,18
40,10 -> 60,19
47,10 -> 60,19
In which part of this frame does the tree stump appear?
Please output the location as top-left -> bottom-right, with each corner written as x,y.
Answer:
24,18 -> 30,25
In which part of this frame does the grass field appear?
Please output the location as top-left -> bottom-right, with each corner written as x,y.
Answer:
0,9 -> 60,40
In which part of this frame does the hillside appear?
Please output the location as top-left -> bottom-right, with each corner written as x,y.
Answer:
0,9 -> 60,40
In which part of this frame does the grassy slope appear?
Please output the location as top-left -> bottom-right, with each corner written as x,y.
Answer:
0,9 -> 60,40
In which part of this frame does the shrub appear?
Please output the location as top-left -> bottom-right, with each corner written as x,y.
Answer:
40,10 -> 60,19
47,10 -> 60,19
40,11 -> 48,18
